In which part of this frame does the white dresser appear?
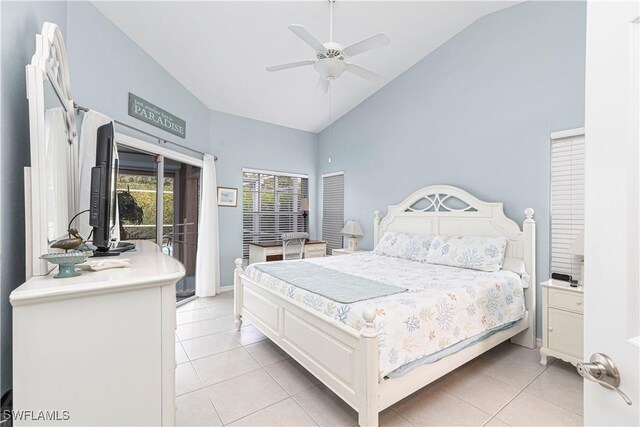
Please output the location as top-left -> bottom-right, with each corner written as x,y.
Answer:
540,280 -> 584,366
10,240 -> 184,426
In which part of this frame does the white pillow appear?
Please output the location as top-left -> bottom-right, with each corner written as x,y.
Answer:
502,257 -> 526,276
502,257 -> 530,288
426,235 -> 509,272
373,232 -> 433,263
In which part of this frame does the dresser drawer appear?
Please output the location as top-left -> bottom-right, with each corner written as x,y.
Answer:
548,287 -> 583,313
304,247 -> 326,258
265,246 -> 282,256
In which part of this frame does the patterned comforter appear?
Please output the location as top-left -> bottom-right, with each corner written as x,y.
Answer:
244,252 -> 526,377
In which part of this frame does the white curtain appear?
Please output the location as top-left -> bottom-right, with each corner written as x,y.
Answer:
195,154 -> 220,296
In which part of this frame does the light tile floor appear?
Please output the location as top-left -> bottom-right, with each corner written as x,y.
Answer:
176,293 -> 583,426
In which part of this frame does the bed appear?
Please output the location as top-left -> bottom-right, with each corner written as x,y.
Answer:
233,185 -> 536,426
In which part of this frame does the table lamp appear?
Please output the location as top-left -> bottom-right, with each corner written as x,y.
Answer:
300,198 -> 309,232
569,230 -> 584,286
341,220 -> 363,251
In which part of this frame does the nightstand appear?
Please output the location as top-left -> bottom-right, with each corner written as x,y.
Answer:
540,280 -> 584,367
332,248 -> 357,256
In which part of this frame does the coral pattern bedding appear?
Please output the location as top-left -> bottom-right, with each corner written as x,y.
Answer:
244,252 -> 526,377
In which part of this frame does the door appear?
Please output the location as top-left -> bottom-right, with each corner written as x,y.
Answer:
165,159 -> 201,301
584,1 -> 640,424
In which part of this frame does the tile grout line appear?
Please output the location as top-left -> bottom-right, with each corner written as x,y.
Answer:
524,359 -> 585,418
437,388 -> 494,424
389,408 -> 418,426
241,341 -> 322,426
197,375 -> 225,426
176,297 -> 227,426
221,395 -> 295,426
486,356 -> 555,425
215,339 -> 317,426
182,311 -> 298,426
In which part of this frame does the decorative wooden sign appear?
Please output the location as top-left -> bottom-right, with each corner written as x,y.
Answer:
128,93 -> 186,138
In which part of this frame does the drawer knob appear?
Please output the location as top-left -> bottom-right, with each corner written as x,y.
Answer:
576,300 -> 582,305
548,327 -> 553,332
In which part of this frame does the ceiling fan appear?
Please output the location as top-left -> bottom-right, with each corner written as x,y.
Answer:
265,0 -> 390,93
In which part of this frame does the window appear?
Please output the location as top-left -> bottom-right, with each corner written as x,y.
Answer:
322,172 -> 345,255
242,169 -> 308,260
550,131 -> 585,282
117,170 -> 174,242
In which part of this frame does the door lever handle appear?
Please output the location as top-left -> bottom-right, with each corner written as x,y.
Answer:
577,353 -> 632,405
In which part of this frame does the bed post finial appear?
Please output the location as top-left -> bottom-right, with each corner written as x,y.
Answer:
524,208 -> 535,221
234,258 -> 244,331
361,308 -> 377,337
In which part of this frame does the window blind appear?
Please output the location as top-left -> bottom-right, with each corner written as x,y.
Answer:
550,133 -> 585,282
322,173 -> 345,255
242,170 -> 308,260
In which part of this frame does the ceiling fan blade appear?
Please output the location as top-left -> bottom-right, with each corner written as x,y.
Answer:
346,63 -> 386,83
265,60 -> 314,72
317,78 -> 330,94
343,33 -> 390,57
288,24 -> 326,52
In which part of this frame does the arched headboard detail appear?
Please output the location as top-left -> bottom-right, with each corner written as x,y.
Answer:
373,185 -> 537,348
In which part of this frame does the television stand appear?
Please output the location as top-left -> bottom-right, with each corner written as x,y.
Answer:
91,241 -> 136,257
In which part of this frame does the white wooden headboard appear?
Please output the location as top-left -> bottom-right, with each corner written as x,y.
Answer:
373,185 -> 537,348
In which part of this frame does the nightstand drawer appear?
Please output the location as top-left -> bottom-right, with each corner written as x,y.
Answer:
548,287 -> 583,313
548,307 -> 583,358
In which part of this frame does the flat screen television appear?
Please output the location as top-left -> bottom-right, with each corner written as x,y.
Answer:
89,123 -> 119,254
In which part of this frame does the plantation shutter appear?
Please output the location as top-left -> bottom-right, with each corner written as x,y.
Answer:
322,173 -> 344,255
242,169 -> 308,260
550,132 -> 585,282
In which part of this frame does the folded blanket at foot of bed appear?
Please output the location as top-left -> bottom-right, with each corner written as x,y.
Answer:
252,261 -> 407,303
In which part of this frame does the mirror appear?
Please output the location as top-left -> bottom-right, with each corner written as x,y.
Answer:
26,22 -> 78,277
43,76 -> 72,242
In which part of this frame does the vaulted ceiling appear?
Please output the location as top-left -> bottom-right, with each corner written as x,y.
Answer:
93,1 -> 517,133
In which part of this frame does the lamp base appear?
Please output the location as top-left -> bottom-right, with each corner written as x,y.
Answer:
347,236 -> 359,252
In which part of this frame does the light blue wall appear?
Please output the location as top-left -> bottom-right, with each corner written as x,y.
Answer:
66,2 -> 211,154
0,0 -> 69,398
66,2 -> 319,287
317,1 -> 586,336
0,1 -> 318,396
210,110 -> 318,286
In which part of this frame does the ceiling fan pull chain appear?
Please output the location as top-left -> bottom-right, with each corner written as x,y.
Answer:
329,0 -> 334,42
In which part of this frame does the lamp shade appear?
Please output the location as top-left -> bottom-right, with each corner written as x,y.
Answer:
569,230 -> 584,256
300,198 -> 309,212
341,220 -> 363,237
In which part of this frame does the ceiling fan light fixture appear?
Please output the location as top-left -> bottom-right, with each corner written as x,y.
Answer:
264,0 -> 390,87
314,58 -> 347,80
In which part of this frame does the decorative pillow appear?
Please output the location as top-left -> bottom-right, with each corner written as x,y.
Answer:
426,235 -> 508,272
372,232 -> 433,263
502,257 -> 530,288
502,257 -> 526,276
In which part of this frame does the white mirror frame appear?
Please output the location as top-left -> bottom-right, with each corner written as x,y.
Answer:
25,22 -> 78,277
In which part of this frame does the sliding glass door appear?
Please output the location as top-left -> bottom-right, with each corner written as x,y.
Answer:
116,144 -> 201,302
165,159 -> 201,300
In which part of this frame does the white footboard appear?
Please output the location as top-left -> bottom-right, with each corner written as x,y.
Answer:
232,186 -> 536,427
234,259 -> 380,426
